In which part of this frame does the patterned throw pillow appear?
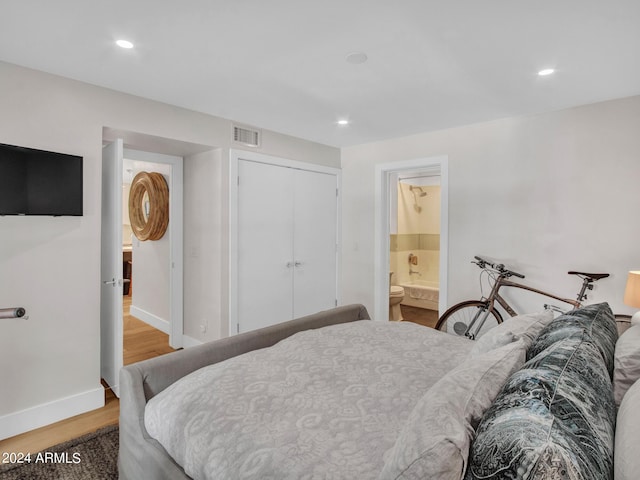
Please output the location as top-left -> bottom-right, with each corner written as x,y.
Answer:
465,332 -> 615,480
527,302 -> 618,376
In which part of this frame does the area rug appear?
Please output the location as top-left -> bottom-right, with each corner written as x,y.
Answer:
0,425 -> 118,480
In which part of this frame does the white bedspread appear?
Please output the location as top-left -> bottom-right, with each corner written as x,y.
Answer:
144,320 -> 473,480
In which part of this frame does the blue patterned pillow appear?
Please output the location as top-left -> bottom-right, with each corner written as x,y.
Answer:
527,302 -> 618,377
465,332 -> 615,480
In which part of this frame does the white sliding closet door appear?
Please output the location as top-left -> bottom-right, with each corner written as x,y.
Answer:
292,168 -> 337,318
237,160 -> 295,332
236,158 -> 338,333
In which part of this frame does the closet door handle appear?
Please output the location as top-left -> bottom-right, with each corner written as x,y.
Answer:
286,262 -> 294,268
294,261 -> 303,267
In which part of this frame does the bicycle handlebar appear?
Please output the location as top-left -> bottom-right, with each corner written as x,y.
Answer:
473,256 -> 525,279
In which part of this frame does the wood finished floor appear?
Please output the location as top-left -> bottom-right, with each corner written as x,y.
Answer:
399,304 -> 439,328
0,295 -> 175,454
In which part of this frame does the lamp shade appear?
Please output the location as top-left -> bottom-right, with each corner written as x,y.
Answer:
624,271 -> 640,308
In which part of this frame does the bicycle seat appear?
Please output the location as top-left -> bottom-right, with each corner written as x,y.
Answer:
567,271 -> 610,281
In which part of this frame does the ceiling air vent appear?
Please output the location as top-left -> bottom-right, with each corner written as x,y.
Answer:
233,124 -> 261,147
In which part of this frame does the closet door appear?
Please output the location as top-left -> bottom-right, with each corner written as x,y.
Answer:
292,169 -> 338,318
237,160 -> 294,332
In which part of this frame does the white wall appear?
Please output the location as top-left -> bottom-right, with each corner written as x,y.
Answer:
0,60 -> 339,438
183,149 -> 225,343
341,95 -> 640,318
129,163 -> 171,329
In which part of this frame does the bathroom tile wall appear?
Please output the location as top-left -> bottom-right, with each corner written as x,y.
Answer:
390,234 -> 440,284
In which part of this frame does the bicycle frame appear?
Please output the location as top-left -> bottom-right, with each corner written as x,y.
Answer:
491,277 -> 581,317
464,276 -> 581,339
444,256 -> 610,340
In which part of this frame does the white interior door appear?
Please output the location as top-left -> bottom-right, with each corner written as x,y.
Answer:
100,140 -> 124,397
293,169 -> 338,317
237,160 -> 294,333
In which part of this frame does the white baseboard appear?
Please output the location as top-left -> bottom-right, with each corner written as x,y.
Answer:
182,335 -> 204,348
0,387 -> 104,441
130,305 -> 170,334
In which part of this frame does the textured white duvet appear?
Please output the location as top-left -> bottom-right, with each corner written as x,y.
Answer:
144,320 -> 473,480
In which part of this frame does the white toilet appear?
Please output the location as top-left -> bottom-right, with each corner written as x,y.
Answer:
389,285 -> 405,321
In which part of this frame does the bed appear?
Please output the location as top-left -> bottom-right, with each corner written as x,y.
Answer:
119,302 -> 639,480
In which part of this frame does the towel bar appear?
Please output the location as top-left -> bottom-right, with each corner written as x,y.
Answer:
0,307 -> 27,319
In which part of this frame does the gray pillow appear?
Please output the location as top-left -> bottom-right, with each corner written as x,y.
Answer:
613,324 -> 640,406
380,339 -> 526,480
469,310 -> 553,356
615,378 -> 640,480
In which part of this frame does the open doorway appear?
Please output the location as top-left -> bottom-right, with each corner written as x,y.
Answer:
100,141 -> 183,397
374,156 -> 449,323
121,154 -> 178,364
390,173 -> 441,327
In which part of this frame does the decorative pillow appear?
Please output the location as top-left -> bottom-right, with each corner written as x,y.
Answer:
469,330 -> 515,356
469,310 -> 554,356
466,332 -> 616,480
615,378 -> 640,480
613,324 -> 640,405
380,339 -> 526,480
527,302 -> 618,376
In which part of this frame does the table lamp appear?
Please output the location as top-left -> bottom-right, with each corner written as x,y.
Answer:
624,271 -> 640,325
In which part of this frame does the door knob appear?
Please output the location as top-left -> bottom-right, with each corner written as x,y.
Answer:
103,278 -> 117,286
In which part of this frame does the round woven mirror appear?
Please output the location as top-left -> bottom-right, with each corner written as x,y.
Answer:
128,171 -> 169,241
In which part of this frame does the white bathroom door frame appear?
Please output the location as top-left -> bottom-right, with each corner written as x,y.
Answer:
121,147 -> 184,349
374,156 -> 449,321
228,149 -> 342,336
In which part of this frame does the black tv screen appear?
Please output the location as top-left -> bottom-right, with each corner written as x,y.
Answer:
0,143 -> 83,216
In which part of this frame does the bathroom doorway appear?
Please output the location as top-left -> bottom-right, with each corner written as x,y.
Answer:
389,174 -> 441,326
374,156 -> 449,323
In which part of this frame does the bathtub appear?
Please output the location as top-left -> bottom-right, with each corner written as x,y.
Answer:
399,280 -> 439,311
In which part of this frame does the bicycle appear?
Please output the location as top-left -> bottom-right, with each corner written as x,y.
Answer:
434,256 -> 610,339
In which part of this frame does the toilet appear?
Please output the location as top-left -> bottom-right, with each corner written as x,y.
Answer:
389,285 -> 405,321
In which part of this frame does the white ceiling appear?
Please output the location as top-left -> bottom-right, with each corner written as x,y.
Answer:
1,1 -> 639,147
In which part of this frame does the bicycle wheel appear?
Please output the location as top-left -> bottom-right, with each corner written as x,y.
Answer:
435,300 -> 503,338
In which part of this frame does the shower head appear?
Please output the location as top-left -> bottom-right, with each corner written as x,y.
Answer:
410,185 -> 427,197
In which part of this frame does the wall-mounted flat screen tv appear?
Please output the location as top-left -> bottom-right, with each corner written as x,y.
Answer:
0,143 -> 83,216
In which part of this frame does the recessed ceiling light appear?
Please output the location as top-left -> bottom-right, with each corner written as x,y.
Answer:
116,39 -> 134,49
337,119 -> 350,126
538,68 -> 555,76
345,52 -> 368,65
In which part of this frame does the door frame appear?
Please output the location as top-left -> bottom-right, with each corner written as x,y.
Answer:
122,148 -> 184,348
228,149 -> 341,336
374,156 -> 449,321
